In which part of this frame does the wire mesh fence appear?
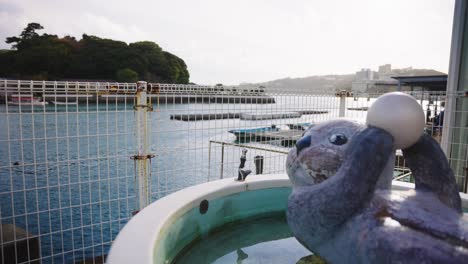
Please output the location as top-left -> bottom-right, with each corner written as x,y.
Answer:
0,80 -> 466,263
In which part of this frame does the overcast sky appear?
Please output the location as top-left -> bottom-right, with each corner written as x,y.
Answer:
0,0 -> 455,85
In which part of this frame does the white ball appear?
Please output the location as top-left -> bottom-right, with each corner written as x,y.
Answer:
366,92 -> 425,149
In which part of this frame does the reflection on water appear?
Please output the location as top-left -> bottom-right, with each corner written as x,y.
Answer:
174,214 -> 315,264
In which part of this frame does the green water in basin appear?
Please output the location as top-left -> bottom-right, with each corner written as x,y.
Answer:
173,214 -> 315,264
153,186 -> 468,264
175,208 -> 468,264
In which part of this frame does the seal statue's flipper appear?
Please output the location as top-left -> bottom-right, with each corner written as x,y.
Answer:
402,133 -> 462,212
372,191 -> 468,248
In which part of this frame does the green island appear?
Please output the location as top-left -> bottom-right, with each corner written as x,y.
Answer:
0,23 -> 190,83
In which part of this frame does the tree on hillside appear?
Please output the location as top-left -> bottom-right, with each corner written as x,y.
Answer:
163,51 -> 190,84
128,41 -> 167,82
6,22 -> 44,50
66,34 -> 130,79
116,68 -> 139,83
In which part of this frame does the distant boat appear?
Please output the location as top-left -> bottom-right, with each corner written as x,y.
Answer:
9,95 -> 48,106
228,125 -> 279,140
50,101 -> 78,106
287,122 -> 313,130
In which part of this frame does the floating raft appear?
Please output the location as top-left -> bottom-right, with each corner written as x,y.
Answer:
240,112 -> 301,120
347,107 -> 368,111
298,110 -> 328,115
5,94 -> 277,104
171,110 -> 328,121
171,113 -> 240,121
154,94 -> 275,104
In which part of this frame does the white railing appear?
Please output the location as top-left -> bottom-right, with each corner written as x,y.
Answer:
0,80 -> 270,96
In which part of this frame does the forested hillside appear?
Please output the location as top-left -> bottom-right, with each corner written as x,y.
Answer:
0,23 -> 190,83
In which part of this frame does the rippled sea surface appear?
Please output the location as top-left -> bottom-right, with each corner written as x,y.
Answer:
0,96 -> 369,263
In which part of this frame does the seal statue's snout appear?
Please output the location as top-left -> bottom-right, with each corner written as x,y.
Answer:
296,135 -> 311,155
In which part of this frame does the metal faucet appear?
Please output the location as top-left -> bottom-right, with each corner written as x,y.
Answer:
237,149 -> 251,181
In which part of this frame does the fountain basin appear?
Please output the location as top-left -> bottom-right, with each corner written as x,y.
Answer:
107,174 -> 468,264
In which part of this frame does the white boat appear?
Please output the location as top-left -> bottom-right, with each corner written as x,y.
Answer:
9,95 -> 48,106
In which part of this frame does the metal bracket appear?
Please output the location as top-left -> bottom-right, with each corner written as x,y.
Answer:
130,154 -> 156,160
133,104 -> 153,111
335,90 -> 353,97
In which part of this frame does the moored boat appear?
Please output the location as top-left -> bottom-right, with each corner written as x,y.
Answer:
50,101 -> 78,105
9,95 -> 48,106
228,125 -> 279,140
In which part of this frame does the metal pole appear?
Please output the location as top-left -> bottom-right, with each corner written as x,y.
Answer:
220,143 -> 225,179
464,146 -> 468,192
420,89 -> 424,106
442,0 -> 466,156
337,91 -> 347,117
254,155 -> 264,175
208,141 -> 211,181
132,81 -> 154,212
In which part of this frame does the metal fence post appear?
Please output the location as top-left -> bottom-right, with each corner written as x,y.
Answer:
337,90 -> 348,117
132,81 -> 154,212
220,143 -> 225,179
208,141 -> 212,181
254,155 -> 264,174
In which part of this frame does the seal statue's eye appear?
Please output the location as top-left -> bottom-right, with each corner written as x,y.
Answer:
329,134 -> 347,145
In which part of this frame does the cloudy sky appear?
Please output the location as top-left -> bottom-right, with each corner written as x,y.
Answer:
0,0 -> 455,85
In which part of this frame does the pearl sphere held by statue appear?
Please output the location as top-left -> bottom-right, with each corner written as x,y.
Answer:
366,92 -> 425,149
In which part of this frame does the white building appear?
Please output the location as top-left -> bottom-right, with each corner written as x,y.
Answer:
355,68 -> 374,81
352,68 -> 376,92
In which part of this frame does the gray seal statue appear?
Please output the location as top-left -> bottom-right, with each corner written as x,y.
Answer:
286,119 -> 468,263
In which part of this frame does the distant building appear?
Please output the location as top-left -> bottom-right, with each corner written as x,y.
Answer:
378,64 -> 393,81
355,68 -> 375,81
378,64 -> 392,75
350,64 -> 444,93
352,68 -> 377,92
